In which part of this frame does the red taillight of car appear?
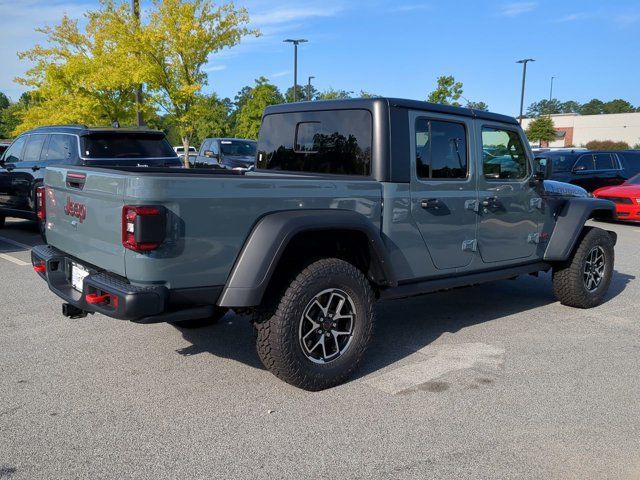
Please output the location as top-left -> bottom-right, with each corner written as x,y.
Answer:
122,205 -> 166,252
33,262 -> 46,273
36,186 -> 46,221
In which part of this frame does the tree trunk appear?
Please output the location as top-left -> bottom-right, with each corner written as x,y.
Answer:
182,136 -> 191,168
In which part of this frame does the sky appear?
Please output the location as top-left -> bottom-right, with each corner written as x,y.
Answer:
1,0 -> 639,117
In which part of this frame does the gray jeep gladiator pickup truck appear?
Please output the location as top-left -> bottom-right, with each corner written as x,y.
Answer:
32,98 -> 617,390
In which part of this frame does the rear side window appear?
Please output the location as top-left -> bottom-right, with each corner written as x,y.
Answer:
594,153 -> 616,170
256,110 -> 372,176
2,136 -> 27,163
415,119 -> 468,179
81,133 -> 176,158
23,135 -> 47,162
481,127 -> 528,180
574,154 -> 594,171
44,134 -> 76,164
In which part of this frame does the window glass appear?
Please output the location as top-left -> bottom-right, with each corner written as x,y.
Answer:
594,153 -> 616,170
574,154 -> 594,171
481,128 -> 528,180
415,119 -> 467,179
45,135 -> 75,163
256,110 -> 372,176
541,154 -> 576,173
2,136 -> 27,163
23,135 -> 47,162
81,133 -> 176,158
220,139 -> 255,156
200,140 -> 210,154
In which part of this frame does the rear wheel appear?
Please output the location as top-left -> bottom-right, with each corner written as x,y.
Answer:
255,258 -> 375,391
552,227 -> 614,308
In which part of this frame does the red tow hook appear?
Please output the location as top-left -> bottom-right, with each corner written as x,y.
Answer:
85,293 -> 111,304
33,263 -> 46,273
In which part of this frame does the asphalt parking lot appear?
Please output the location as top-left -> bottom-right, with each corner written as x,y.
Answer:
1,218 -> 639,479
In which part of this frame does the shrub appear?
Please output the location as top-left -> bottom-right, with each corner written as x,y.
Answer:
585,140 -> 630,150
633,143 -> 640,150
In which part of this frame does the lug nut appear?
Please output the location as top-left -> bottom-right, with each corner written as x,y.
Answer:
317,329 -> 322,334
325,332 -> 331,337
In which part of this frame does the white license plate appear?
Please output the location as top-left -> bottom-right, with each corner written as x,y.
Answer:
71,263 -> 89,292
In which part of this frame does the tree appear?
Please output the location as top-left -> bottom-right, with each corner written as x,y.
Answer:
580,99 -> 605,115
317,88 -> 352,100
466,101 -> 489,111
234,77 -> 284,139
526,99 -> 562,117
285,84 -> 317,102
560,100 -> 581,114
526,116 -> 557,145
0,92 -> 9,110
603,99 -> 635,114
427,75 -> 463,107
358,90 -> 379,98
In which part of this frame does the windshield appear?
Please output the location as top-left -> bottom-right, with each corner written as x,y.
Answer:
220,140 -> 256,156
81,133 -> 177,158
626,173 -> 640,185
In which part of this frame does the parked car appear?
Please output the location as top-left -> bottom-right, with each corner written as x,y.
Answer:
194,137 -> 256,170
0,141 -> 10,157
593,172 -> 640,221
0,125 -> 181,236
32,98 -> 616,390
535,150 -> 640,192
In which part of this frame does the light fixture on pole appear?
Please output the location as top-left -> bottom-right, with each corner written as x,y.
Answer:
516,58 -> 535,124
307,76 -> 315,101
284,39 -> 308,102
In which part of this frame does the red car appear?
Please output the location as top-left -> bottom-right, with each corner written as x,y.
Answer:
594,173 -> 640,221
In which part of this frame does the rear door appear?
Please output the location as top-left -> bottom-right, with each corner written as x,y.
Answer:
476,123 -> 542,264
409,111 -> 478,270
10,134 -> 48,211
45,167 -> 127,276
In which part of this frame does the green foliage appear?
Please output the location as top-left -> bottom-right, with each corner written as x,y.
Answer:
285,84 -> 317,102
560,100 -> 581,114
526,99 -> 562,117
358,90 -> 379,99
585,140 -> 630,150
317,88 -> 352,100
466,101 -> 489,111
0,92 -> 9,110
603,99 -> 635,114
234,77 -> 284,139
580,99 -> 605,115
525,116 -> 557,144
427,75 -> 463,107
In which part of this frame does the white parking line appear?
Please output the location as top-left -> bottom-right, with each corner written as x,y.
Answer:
363,342 -> 505,395
0,235 -> 33,250
0,253 -> 29,266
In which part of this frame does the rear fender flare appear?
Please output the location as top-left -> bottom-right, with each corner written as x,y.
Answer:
217,210 -> 396,308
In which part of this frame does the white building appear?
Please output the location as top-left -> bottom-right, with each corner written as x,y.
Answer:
521,112 -> 640,148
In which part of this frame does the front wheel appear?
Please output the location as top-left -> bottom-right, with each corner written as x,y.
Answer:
255,258 -> 376,391
552,227 -> 614,308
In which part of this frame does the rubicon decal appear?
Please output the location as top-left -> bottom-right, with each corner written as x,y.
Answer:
64,197 -> 87,223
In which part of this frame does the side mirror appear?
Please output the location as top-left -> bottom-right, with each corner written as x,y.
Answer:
204,150 -> 218,159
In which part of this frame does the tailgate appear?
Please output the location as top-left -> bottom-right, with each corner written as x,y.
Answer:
44,166 -> 126,276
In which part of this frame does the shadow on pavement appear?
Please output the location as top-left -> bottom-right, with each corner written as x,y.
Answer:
174,269 -> 634,377
0,219 -> 40,253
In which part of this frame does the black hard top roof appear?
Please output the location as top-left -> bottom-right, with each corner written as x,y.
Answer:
24,125 -> 166,136
264,97 -> 519,125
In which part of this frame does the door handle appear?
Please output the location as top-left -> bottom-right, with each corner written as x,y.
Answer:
421,198 -> 443,210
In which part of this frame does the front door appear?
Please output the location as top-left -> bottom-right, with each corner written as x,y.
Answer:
476,123 -> 541,263
0,135 -> 28,209
410,112 -> 478,270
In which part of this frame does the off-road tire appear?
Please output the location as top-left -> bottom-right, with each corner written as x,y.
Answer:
552,227 -> 614,308
172,307 -> 228,329
255,258 -> 375,391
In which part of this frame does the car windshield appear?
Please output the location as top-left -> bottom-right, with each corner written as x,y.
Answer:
626,173 -> 640,185
220,140 -> 256,156
81,133 -> 176,158
540,154 -> 577,172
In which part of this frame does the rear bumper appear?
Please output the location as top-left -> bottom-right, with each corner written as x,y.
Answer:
31,245 -> 223,322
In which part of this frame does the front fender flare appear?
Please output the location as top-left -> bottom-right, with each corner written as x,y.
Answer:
544,197 -> 617,261
217,210 -> 396,308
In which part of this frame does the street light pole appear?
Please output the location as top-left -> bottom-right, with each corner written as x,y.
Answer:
516,58 -> 535,124
132,0 -> 143,126
284,39 -> 308,102
549,76 -> 555,103
307,76 -> 315,101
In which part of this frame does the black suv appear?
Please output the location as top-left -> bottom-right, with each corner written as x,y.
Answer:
0,125 -> 181,235
536,150 -> 640,192
194,137 -> 257,169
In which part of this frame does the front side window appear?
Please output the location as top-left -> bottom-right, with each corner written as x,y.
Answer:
2,136 -> 27,163
257,109 -> 372,176
23,135 -> 47,162
574,154 -> 594,171
415,119 -> 468,179
45,135 -> 75,163
594,153 -> 616,170
481,127 -> 528,180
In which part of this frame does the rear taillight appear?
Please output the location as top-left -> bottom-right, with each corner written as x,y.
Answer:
122,205 -> 166,252
36,186 -> 46,221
